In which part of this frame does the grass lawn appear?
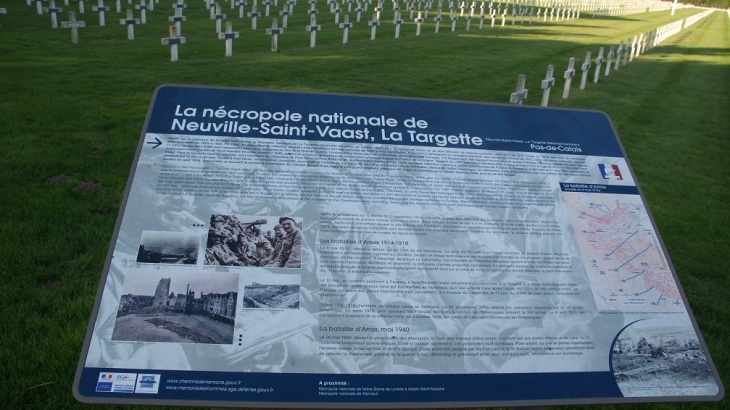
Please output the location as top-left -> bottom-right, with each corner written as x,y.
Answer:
0,1 -> 728,409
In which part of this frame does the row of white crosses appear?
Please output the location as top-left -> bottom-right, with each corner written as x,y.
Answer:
509,15 -> 696,106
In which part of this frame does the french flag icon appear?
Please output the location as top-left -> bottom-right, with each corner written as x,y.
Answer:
598,164 -> 623,180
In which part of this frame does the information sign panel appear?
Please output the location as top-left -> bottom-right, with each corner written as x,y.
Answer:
73,85 -> 723,407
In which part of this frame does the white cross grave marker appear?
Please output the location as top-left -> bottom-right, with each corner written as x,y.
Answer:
36,0 -> 44,15
218,21 -> 239,56
43,0 -> 64,28
333,2 -> 342,23
247,2 -> 260,29
374,0 -> 382,20
414,10 -> 423,35
61,11 -> 85,42
161,25 -> 185,61
593,46 -> 604,83
540,64 -> 554,106
626,35 -> 637,62
339,13 -> 353,42
305,14 -> 321,47
450,10 -> 457,31
169,1 -> 186,36
236,0 -> 247,17
119,9 -> 140,39
393,10 -> 403,37
78,0 -> 85,14
92,0 -> 110,25
433,9 -> 442,32
604,44 -> 614,76
510,74 -> 528,104
368,12 -> 380,39
134,0 -> 148,23
262,0 -> 271,15
623,37 -> 631,66
265,18 -> 282,51
579,51 -> 591,90
211,5 -> 225,33
355,2 -> 363,21
562,57 -> 575,99
613,41 -> 623,70
278,3 -> 291,27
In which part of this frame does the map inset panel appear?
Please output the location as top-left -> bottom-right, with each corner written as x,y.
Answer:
563,192 -> 682,311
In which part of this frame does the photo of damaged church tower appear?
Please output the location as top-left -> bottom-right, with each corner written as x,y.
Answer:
112,273 -> 238,344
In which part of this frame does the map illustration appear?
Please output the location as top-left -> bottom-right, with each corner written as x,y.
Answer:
562,192 -> 683,311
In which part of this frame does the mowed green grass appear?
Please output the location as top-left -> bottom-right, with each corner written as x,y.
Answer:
0,1 -> 729,409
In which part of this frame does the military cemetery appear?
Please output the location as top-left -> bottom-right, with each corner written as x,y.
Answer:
1,0 -> 729,407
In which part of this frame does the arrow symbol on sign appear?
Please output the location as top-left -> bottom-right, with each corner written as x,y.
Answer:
147,137 -> 162,149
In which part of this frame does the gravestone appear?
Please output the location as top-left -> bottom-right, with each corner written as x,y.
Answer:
414,11 -> 423,35
279,4 -> 290,27
579,51 -> 591,89
393,10 -> 403,37
540,64 -> 555,107
465,8 -> 472,30
262,0 -> 271,16
623,36 -> 631,66
134,0 -> 148,24
339,13 -> 353,43
169,1 -> 186,36
614,41 -> 623,70
247,2 -> 260,29
562,56 -> 575,99
604,44 -> 614,76
211,5 -> 226,33
161,25 -> 185,61
450,10 -> 457,31
92,0 -> 109,26
629,35 -> 637,62
43,0 -> 64,28
305,14 -> 321,47
333,2 -> 342,23
265,18 -> 282,51
368,11 -> 380,39
61,10 -> 85,42
78,0 -> 85,14
236,0 -> 247,18
355,2 -> 362,21
218,21 -> 239,56
433,8 -> 442,32
593,46 -> 604,84
510,73 -> 528,104
119,9 -> 140,39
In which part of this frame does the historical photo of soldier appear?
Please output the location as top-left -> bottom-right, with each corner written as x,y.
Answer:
136,231 -> 200,265
204,214 -> 302,268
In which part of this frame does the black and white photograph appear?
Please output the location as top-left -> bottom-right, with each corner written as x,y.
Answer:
112,270 -> 239,344
242,273 -> 300,310
204,214 -> 303,268
612,320 -> 718,396
136,231 -> 200,265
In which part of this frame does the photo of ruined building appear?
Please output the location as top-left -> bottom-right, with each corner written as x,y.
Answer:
113,272 -> 238,344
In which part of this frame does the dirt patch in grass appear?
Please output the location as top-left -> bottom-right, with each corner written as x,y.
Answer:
74,181 -> 102,194
45,174 -> 72,185
91,138 -> 105,154
38,278 -> 62,291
